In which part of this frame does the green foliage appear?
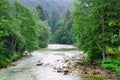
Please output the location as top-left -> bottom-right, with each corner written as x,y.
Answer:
0,0 -> 10,67
34,9 -> 51,48
14,2 -> 39,52
0,0 -> 9,17
101,58 -> 120,75
111,35 -> 120,48
36,5 -> 45,21
72,0 -> 120,62
87,49 -> 102,63
47,12 -> 60,34
0,54 -> 10,67
52,25 -> 73,44
50,10 -> 73,44
10,51 -> 21,61
37,21 -> 51,48
0,0 -> 50,67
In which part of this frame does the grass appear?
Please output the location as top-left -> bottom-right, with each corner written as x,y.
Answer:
80,74 -> 110,80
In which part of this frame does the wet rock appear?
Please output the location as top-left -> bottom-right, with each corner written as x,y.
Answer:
36,63 -> 43,66
84,71 -> 88,74
55,67 -> 69,75
65,59 -> 69,63
63,69 -> 69,75
56,68 -> 63,73
54,67 -> 57,70
38,61 -> 41,62
57,70 -> 63,73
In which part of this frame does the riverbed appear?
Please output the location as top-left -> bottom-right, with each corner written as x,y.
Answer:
0,44 -> 83,80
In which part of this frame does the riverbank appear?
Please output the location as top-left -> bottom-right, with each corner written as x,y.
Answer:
67,56 -> 119,80
0,44 -> 81,80
0,44 -> 119,80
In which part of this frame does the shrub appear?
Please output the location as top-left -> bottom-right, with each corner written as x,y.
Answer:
0,54 -> 10,68
10,51 -> 21,61
101,58 -> 120,75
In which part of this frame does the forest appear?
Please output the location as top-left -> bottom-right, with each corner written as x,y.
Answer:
0,0 -> 120,78
0,0 -> 51,67
72,0 -> 120,75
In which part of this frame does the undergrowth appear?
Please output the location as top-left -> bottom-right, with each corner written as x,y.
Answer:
101,58 -> 120,75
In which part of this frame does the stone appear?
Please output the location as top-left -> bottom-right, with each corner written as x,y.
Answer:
36,63 -> 43,66
63,70 -> 69,75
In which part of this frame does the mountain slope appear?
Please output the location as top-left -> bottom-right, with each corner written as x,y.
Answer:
9,0 -> 73,17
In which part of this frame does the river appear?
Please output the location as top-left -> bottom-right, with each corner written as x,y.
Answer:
0,44 -> 83,80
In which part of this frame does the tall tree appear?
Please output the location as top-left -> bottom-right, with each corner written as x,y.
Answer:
48,12 -> 60,34
72,0 -> 120,62
14,1 -> 40,52
0,0 -> 10,67
36,5 -> 45,21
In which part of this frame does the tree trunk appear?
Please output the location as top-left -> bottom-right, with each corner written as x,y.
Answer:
101,8 -> 106,60
102,45 -> 106,60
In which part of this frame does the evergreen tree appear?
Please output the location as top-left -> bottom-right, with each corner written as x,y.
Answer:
72,0 -> 120,62
48,12 -> 60,34
36,5 -> 45,21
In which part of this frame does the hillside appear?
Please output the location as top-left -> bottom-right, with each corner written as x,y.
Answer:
9,0 -> 73,17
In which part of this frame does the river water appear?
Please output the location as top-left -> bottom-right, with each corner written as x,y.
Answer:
0,44 -> 83,80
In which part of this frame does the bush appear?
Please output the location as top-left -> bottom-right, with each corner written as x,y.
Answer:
101,58 -> 120,75
87,48 -> 102,63
10,51 -> 21,61
39,41 -> 48,48
0,54 -> 10,68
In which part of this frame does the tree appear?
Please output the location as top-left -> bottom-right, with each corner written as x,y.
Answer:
35,6 -> 51,48
14,2 -> 40,52
72,0 -> 120,62
0,0 -> 10,67
36,5 -> 45,21
0,1 -> 51,67
50,10 -> 73,44
48,12 -> 60,34
51,18 -> 73,44
36,20 -> 51,48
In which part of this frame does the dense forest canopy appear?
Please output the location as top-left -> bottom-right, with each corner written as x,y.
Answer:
9,0 -> 73,17
72,0 -> 120,61
72,0 -> 120,75
0,0 -> 51,67
9,0 -> 74,44
0,0 -> 73,68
